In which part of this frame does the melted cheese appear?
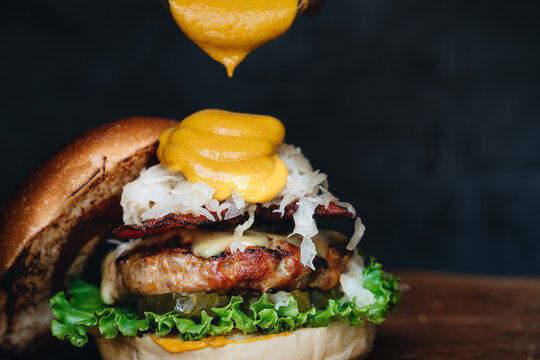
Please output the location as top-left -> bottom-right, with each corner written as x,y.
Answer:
152,332 -> 292,354
157,109 -> 288,203
191,230 -> 270,258
168,0 -> 298,76
190,229 -> 340,259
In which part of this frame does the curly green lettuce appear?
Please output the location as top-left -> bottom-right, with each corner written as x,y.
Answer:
50,257 -> 400,347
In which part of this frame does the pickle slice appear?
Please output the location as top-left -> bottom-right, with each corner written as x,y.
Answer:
137,292 -> 230,318
309,288 -> 343,309
137,288 -> 341,318
293,290 -> 312,312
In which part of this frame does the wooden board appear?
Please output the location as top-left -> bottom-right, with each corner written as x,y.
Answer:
369,272 -> 540,360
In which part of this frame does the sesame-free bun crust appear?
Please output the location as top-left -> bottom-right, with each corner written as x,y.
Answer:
96,321 -> 376,360
0,117 -> 178,353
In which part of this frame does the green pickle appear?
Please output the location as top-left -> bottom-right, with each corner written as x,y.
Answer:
137,288 -> 343,318
309,288 -> 344,309
291,289 -> 312,312
137,292 -> 229,318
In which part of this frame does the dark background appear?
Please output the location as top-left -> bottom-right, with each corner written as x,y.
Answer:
1,0 -> 539,275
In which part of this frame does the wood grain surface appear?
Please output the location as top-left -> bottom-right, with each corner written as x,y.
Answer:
369,272 -> 540,360
3,271 -> 539,359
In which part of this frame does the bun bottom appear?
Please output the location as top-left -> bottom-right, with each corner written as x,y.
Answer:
96,321 -> 376,360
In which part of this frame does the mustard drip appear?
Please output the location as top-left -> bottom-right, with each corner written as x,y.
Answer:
168,0 -> 298,76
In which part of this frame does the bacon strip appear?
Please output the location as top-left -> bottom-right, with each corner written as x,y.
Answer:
113,201 -> 355,240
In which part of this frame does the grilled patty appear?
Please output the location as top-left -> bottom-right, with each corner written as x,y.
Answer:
101,229 -> 351,304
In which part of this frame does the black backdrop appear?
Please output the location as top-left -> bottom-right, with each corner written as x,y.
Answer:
1,1 -> 539,275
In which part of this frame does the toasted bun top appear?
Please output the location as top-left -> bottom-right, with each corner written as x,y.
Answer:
0,117 -> 177,274
0,117 -> 177,353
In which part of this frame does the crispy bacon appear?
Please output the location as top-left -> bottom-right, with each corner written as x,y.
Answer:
258,201 -> 355,221
113,201 -> 355,240
113,212 -> 248,240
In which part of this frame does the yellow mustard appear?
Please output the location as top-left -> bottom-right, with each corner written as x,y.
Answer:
168,0 -> 298,76
157,109 -> 288,203
151,332 -> 292,354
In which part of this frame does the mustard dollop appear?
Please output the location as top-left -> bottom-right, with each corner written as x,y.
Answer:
157,109 -> 288,203
168,0 -> 298,76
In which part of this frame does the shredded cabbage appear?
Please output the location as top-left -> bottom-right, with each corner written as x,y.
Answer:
347,218 -> 366,251
230,204 -> 257,253
121,165 -> 229,225
340,252 -> 376,307
120,144 -> 360,267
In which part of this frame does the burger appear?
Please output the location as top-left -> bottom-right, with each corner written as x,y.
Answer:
0,110 -> 400,359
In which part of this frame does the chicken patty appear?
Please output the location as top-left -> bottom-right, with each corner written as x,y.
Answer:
101,228 -> 351,304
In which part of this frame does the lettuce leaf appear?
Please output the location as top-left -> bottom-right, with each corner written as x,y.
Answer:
51,257 -> 400,347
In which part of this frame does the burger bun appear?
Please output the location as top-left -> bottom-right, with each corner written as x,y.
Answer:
96,321 -> 376,360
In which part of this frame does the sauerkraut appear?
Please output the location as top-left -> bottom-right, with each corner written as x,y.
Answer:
339,252 -> 376,308
120,144 -> 364,268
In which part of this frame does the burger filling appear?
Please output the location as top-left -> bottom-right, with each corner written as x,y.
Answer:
49,112 -> 401,348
